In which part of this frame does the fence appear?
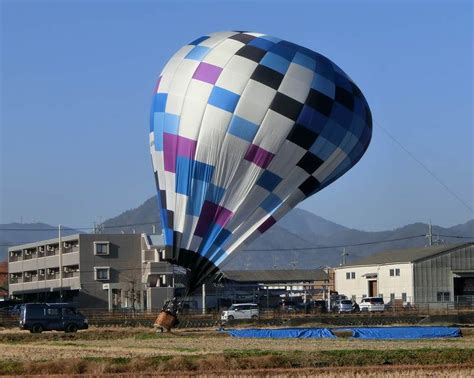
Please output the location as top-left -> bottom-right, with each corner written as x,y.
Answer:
1,303 -> 473,329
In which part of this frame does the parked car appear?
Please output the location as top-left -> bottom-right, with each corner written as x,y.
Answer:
221,303 -> 259,321
359,297 -> 385,312
279,300 -> 300,313
311,300 -> 328,313
8,304 -> 23,316
332,299 -> 354,313
295,300 -> 327,313
0,299 -> 21,309
20,303 -> 88,333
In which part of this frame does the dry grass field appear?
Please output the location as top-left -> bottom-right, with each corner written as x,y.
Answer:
0,327 -> 473,376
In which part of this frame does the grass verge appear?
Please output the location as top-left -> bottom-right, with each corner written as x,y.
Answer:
0,348 -> 472,375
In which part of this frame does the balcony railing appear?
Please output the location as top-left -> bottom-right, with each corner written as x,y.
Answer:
63,271 -> 80,279
23,275 -> 39,283
9,255 -> 22,262
23,253 -> 38,260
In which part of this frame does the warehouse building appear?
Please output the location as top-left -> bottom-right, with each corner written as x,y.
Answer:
181,268 -> 330,310
223,269 -> 329,294
335,243 -> 474,306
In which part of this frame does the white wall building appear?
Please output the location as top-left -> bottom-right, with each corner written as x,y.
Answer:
335,262 -> 414,304
335,243 -> 474,306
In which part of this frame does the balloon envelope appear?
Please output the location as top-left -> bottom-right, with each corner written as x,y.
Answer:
150,32 -> 372,292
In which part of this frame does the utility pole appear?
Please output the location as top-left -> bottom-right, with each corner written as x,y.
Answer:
290,251 -> 298,270
59,224 -> 63,303
426,221 -> 433,247
93,221 -> 104,234
340,248 -> 348,266
202,283 -> 206,315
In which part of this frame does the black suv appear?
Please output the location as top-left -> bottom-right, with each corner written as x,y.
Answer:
20,303 -> 88,333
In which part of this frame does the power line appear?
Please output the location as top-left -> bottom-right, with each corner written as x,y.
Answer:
242,234 -> 427,251
0,221 -> 159,232
376,120 -> 473,213
438,234 -> 474,239
0,234 -> 424,248
1,233 -> 472,250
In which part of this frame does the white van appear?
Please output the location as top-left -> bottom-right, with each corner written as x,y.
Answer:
221,303 -> 259,321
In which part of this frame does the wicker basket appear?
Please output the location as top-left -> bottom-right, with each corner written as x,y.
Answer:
155,310 -> 178,331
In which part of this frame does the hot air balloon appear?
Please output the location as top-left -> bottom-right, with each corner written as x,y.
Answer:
150,31 -> 372,294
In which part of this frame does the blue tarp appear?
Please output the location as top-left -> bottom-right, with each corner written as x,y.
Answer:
227,327 -> 336,339
226,326 -> 461,339
348,326 -> 461,339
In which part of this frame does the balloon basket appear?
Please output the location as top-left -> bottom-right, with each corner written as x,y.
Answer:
155,310 -> 178,332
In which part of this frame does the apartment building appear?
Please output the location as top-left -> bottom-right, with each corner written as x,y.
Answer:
140,234 -> 186,311
8,232 -> 189,311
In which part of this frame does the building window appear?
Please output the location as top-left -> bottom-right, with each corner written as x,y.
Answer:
94,242 -> 109,256
437,292 -> 450,302
95,267 -> 110,281
346,272 -> 350,280
390,293 -> 395,301
402,293 -> 407,302
351,295 -> 356,301
390,269 -> 394,276
395,268 -> 400,276
351,272 -> 355,279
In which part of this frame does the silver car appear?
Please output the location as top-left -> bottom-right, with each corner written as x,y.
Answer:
221,303 -> 259,321
333,299 -> 354,313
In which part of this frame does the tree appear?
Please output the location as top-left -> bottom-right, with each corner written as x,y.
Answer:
0,260 -> 8,295
121,270 -> 142,312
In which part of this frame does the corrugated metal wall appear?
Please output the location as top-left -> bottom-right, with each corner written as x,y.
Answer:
414,244 -> 474,303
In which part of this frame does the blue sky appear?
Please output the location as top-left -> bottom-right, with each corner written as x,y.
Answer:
1,0 -> 472,231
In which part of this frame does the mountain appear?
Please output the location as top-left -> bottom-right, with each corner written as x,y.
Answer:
447,219 -> 474,237
2,196 -> 472,270
102,196 -> 473,269
0,223 -> 79,261
278,208 -> 350,238
102,197 -> 161,234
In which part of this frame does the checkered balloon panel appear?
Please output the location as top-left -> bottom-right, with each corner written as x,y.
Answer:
150,32 -> 372,290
